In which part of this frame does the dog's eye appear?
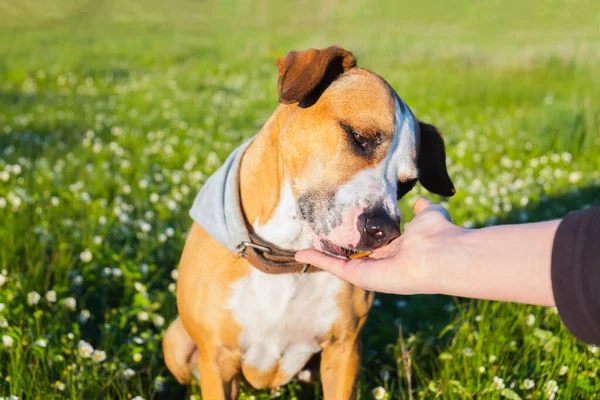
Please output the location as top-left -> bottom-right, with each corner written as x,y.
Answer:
341,122 -> 370,149
353,132 -> 368,147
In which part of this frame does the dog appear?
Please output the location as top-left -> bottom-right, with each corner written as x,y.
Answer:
163,46 -> 455,399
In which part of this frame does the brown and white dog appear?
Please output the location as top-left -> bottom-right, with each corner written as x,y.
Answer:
163,46 -> 455,399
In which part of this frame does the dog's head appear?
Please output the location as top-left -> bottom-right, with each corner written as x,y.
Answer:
275,46 -> 455,257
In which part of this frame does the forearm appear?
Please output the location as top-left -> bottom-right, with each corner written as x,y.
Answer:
437,220 -> 561,306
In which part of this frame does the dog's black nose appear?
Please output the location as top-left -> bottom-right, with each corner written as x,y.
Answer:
358,207 -> 401,250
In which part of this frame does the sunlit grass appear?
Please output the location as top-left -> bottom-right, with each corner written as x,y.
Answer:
1,1 -> 600,399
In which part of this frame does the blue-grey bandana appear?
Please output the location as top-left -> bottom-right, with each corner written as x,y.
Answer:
189,138 -> 255,254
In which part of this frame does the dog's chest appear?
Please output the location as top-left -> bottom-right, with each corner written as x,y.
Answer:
228,269 -> 342,377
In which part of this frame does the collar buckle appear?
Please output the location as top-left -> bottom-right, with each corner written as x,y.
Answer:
236,241 -> 273,258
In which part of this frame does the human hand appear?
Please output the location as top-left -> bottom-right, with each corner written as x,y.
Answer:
295,197 -> 469,294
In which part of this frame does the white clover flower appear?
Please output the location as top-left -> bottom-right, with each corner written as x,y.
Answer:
72,275 -> 83,286
0,274 -> 5,287
138,180 -> 148,189
167,199 -> 177,210
589,345 -> 598,354
171,269 -> 178,281
93,236 -> 102,245
34,339 -> 47,348
134,282 -> 146,292
112,268 -> 122,277
78,340 -> 94,358
137,311 -> 149,322
372,386 -> 386,400
526,313 -> 535,326
50,196 -> 60,206
165,227 -> 174,237
544,380 -> 559,394
492,376 -> 505,390
428,381 -> 438,392
153,315 -> 165,328
132,397 -> 144,400
150,193 -> 159,203
27,291 -> 41,306
0,303 -> 4,313
133,353 -> 143,362
0,317 -> 8,328
478,366 -> 486,373
559,365 -> 568,376
123,368 -> 136,378
133,337 -> 144,344
489,354 -> 497,363
0,197 -> 6,209
140,221 -> 152,233
64,297 -> 77,310
475,315 -> 482,322
79,309 -> 91,323
462,348 -> 474,357
80,249 -> 93,263
55,381 -> 66,391
543,342 -> 554,352
2,335 -> 14,347
158,233 -> 167,243
102,267 -> 112,277
93,350 -> 106,363
168,283 -> 176,293
524,378 -> 534,389
45,290 -> 57,303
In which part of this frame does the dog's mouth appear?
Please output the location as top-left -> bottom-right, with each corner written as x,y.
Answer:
319,239 -> 369,258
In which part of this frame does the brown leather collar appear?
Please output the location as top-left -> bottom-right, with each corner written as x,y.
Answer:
237,232 -> 321,274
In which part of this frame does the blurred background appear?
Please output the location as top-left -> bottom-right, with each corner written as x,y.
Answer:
1,1 -> 599,399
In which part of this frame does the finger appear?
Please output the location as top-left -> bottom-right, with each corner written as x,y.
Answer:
297,249 -> 384,290
295,249 -> 350,276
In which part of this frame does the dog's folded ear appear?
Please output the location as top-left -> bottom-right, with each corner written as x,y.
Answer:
417,122 -> 456,197
275,46 -> 356,105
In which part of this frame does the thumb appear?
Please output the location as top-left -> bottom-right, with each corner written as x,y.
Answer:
414,196 -> 434,214
413,196 -> 452,222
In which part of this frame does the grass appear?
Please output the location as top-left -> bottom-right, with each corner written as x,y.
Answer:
1,0 -> 600,398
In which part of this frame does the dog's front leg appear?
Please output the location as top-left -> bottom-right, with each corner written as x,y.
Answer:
320,336 -> 362,400
196,344 -> 241,400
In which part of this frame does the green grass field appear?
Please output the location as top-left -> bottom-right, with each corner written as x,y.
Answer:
1,1 -> 600,398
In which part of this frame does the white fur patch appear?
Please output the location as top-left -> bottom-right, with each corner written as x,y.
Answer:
229,181 -> 342,385
253,180 -> 312,251
228,268 -> 342,382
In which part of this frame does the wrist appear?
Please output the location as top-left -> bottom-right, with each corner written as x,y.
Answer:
423,225 -> 474,296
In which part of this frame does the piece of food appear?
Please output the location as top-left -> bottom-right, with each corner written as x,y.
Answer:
349,251 -> 373,259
